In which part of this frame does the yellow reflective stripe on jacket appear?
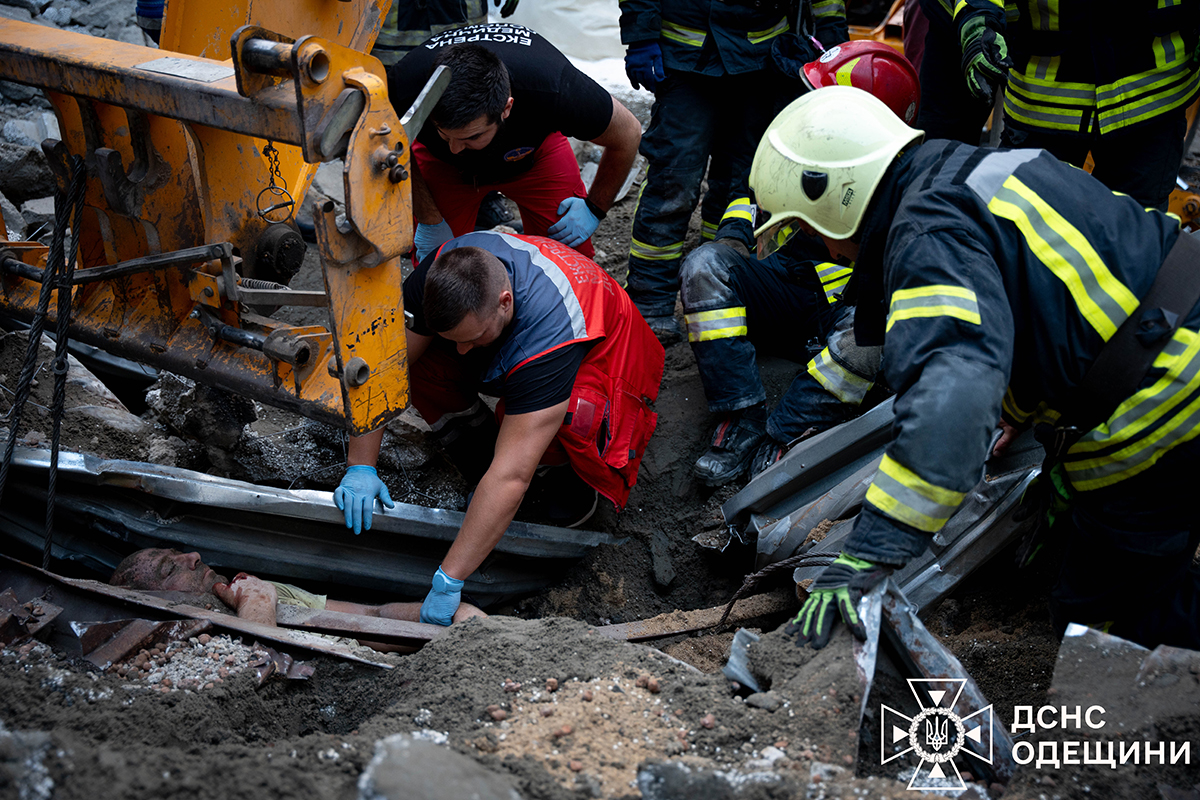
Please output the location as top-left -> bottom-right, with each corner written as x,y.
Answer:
987,176 -> 1139,340
1027,0 -> 1060,32
747,17 -> 788,45
1064,328 -> 1200,489
701,220 -> 718,240
1096,56 -> 1200,133
630,238 -> 684,261
685,307 -> 748,342
722,196 -> 753,225
866,454 -> 967,533
813,0 -> 846,18
886,285 -> 981,332
815,261 -> 852,304
807,347 -> 872,405
1004,90 -> 1087,131
662,19 -> 706,47
954,0 -> 1004,20
1002,387 -> 1033,425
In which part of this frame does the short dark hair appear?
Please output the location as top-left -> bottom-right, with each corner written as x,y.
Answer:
430,44 -> 511,130
110,550 -> 159,589
425,247 -> 505,332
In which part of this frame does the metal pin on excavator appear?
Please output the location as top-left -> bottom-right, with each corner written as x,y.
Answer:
0,0 -> 445,435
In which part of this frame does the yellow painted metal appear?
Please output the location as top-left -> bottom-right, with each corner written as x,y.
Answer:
849,0 -> 906,54
0,6 -> 418,435
159,0 -> 390,228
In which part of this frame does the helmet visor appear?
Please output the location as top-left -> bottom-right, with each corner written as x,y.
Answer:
756,217 -> 801,260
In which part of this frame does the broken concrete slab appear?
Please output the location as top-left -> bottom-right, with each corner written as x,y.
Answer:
358,733 -> 522,800
1003,626 -> 1200,799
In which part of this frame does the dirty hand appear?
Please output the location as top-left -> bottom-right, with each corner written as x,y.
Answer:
213,574 -> 277,611
787,553 -> 890,649
493,0 -> 518,17
547,197 -> 600,248
624,41 -> 664,92
414,219 -> 453,263
959,15 -> 1012,102
420,566 -> 464,626
333,465 -> 395,534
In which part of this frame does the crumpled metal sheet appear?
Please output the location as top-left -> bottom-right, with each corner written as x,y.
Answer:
2,447 -> 623,605
250,642 -> 315,684
0,588 -> 62,645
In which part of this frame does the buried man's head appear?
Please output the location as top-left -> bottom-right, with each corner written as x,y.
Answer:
110,549 -> 228,594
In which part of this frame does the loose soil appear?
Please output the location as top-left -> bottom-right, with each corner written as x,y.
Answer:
5,107 -> 1199,800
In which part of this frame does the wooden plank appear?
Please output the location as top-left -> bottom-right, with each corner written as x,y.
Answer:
593,590 -> 795,642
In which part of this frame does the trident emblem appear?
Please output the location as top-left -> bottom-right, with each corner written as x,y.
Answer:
925,717 -> 948,751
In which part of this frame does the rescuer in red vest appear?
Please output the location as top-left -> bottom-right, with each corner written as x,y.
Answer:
332,231 -> 665,624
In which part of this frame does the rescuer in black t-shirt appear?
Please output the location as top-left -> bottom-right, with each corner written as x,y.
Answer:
387,23 -> 642,261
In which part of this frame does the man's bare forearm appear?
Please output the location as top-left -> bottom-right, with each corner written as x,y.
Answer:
411,162 -> 444,225
440,469 -> 527,580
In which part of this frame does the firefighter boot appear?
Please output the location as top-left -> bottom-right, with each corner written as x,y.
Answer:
693,408 -> 767,487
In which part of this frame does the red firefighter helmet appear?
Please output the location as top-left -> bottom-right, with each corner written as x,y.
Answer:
802,41 -> 920,126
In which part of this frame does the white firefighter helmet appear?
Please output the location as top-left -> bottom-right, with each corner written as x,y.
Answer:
750,85 -> 923,256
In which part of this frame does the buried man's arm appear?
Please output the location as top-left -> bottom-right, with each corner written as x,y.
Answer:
213,574 -> 279,627
421,399 -> 570,625
212,574 -> 486,628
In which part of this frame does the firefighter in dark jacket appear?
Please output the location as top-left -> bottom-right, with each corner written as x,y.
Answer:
753,86 -> 1200,651
618,0 -> 847,343
954,0 -> 1200,209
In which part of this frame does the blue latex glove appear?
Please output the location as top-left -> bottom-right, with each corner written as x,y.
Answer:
414,219 -> 453,263
420,566 -> 463,625
333,465 -> 395,534
546,197 -> 600,248
624,41 -> 664,92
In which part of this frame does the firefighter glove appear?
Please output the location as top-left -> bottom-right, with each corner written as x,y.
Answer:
493,0 -> 518,18
333,465 -> 395,535
625,41 -> 665,92
414,219 -> 453,263
787,553 -> 890,649
959,15 -> 1012,102
420,566 -> 463,626
547,197 -> 600,248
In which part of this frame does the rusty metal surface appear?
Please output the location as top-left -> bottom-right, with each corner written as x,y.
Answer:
0,22 -> 300,143
72,617 -> 213,670
0,587 -> 63,645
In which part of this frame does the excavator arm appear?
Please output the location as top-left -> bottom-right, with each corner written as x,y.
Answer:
0,0 -> 443,434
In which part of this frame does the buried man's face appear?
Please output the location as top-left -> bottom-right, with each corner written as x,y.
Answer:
134,549 -> 227,593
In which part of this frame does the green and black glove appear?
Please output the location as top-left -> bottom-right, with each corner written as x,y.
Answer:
786,553 -> 890,649
959,14 -> 1013,102
494,0 -> 519,18
1013,462 -> 1074,568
